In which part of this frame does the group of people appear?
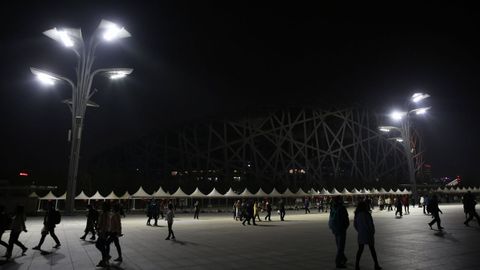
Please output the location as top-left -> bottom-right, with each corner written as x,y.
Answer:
376,195 -> 410,215
1,191 -> 479,269
329,196 -> 382,270
233,198 -> 284,224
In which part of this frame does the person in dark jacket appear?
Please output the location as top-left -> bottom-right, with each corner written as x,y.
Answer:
427,195 -> 444,230
0,205 -> 9,249
264,200 -> 272,221
80,204 -> 98,241
329,196 -> 349,269
242,200 -> 255,225
5,205 -> 28,260
354,201 -> 382,270
462,191 -> 480,226
193,200 -> 200,220
96,202 -> 112,268
279,199 -> 286,221
32,201 -> 61,250
395,196 -> 403,217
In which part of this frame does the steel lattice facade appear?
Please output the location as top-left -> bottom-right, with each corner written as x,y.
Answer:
88,107 -> 424,192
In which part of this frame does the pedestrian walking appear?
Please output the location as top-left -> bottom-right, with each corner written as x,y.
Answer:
395,196 -> 403,217
402,195 -> 410,215
304,198 -> 311,214
194,200 -> 200,219
107,203 -> 123,262
329,196 -> 349,269
264,200 -> 272,221
5,205 -> 28,260
165,203 -> 175,240
353,201 -> 382,270
427,195 -> 444,230
242,200 -> 254,225
0,205 -> 9,250
234,200 -> 241,221
253,200 -> 261,222
462,191 -> 480,227
32,201 -> 61,250
95,202 -> 112,268
80,204 -> 98,241
279,199 -> 286,221
424,195 -> 430,215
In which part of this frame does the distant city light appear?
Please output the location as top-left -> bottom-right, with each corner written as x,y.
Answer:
19,172 -> 29,176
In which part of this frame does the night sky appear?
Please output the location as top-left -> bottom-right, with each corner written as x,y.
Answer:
0,2 -> 478,186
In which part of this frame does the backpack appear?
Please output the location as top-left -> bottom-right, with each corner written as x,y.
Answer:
53,210 -> 61,224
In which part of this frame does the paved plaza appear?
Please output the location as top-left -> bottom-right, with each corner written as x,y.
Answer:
0,204 -> 479,270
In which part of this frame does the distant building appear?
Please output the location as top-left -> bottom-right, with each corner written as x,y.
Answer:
88,106 -> 424,192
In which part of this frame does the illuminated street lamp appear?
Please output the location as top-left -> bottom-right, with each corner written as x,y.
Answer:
31,20 -> 133,215
379,93 -> 431,205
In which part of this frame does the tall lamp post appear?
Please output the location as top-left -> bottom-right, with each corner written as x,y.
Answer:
31,20 -> 133,215
378,93 -> 431,205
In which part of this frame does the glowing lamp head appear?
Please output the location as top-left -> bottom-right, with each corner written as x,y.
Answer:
379,127 -> 391,132
98,20 -> 131,42
415,107 -> 430,115
31,68 -> 60,86
395,138 -> 404,142
54,28 -> 74,47
411,92 -> 430,103
390,111 -> 406,121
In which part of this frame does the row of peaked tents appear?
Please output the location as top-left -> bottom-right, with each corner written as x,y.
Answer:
31,186 -> 480,201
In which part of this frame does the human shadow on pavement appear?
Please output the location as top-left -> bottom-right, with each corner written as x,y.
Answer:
0,257 -> 23,269
170,239 -> 199,246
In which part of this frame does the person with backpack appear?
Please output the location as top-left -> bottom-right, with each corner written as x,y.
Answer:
80,204 -> 98,241
329,196 -> 350,269
395,196 -> 403,217
5,205 -> 28,260
32,201 -> 61,250
354,201 -> 382,270
0,205 -> 10,250
427,195 -> 444,230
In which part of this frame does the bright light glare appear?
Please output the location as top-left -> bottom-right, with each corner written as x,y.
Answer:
415,107 -> 430,115
35,73 -> 57,85
110,73 -> 127,79
379,128 -> 391,132
55,28 -> 74,47
390,111 -> 406,121
411,93 -> 430,103
103,24 -> 125,41
395,138 -> 404,142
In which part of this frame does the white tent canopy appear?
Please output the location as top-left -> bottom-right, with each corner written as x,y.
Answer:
57,192 -> 67,200
224,188 -> 240,198
190,187 -> 206,197
39,191 -> 60,200
268,188 -> 282,197
378,188 -> 387,194
75,191 -> 90,200
170,187 -> 189,197
29,191 -> 39,198
239,188 -> 254,197
104,191 -> 120,200
340,188 -> 351,195
295,188 -> 309,197
152,187 -> 169,198
318,188 -> 330,195
90,191 -> 105,200
253,188 -> 269,198
330,188 -> 341,196
207,188 -> 224,198
118,191 -> 131,200
282,188 -> 296,197
350,188 -> 362,195
131,186 -> 152,198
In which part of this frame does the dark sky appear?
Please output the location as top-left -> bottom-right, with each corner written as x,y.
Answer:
0,2 -> 478,185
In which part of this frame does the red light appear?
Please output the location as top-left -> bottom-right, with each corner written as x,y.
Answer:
19,172 -> 29,177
